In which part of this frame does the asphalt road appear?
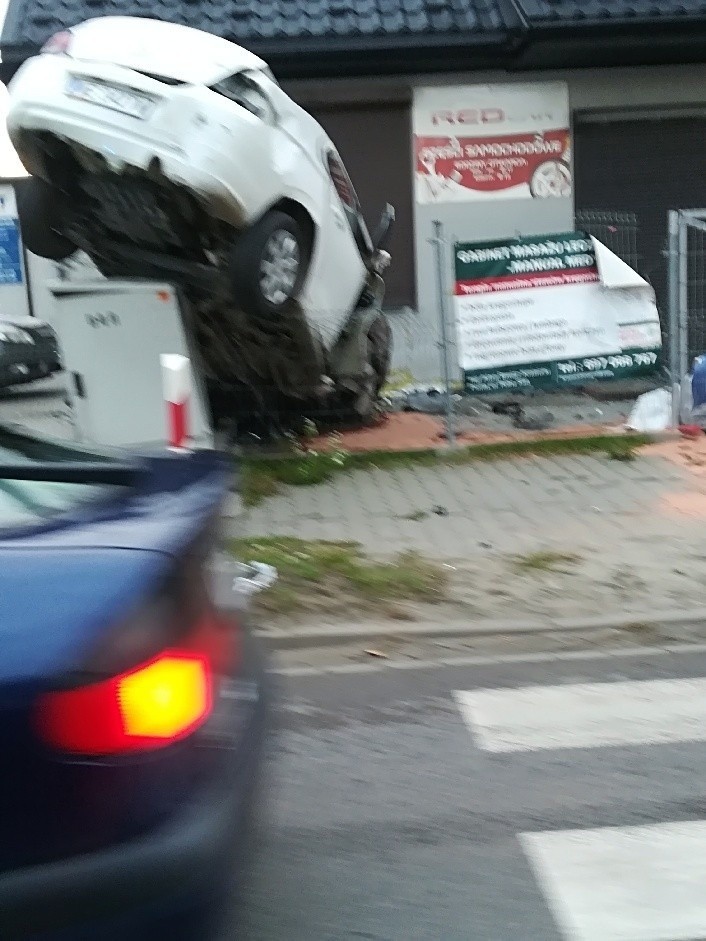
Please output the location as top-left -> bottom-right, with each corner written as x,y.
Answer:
236,647 -> 706,941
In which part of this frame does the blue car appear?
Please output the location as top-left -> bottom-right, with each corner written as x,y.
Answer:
0,425 -> 269,940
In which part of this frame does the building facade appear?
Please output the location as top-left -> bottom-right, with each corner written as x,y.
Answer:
4,0 -> 706,377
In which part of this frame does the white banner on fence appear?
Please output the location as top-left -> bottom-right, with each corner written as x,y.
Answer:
458,282 -> 622,372
454,233 -> 662,393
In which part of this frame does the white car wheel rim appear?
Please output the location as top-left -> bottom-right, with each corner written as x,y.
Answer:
260,230 -> 300,307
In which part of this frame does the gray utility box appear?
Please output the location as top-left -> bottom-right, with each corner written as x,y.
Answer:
51,279 -> 214,451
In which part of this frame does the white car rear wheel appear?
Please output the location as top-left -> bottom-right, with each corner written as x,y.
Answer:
259,230 -> 300,308
230,211 -> 308,317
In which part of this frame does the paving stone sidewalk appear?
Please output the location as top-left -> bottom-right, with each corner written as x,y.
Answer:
5,381 -> 704,623
230,447 -> 706,622
236,453 -> 690,556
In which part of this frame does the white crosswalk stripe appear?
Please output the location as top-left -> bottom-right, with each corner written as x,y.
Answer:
454,677 -> 706,753
453,676 -> 706,941
521,821 -> 706,941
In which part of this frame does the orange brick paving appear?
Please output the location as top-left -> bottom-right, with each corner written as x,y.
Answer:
310,411 -> 625,453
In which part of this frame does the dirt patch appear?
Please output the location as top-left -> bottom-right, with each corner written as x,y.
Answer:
641,436 -> 706,519
511,550 -> 582,574
660,491 -> 706,519
644,435 -> 706,475
229,532 -> 706,634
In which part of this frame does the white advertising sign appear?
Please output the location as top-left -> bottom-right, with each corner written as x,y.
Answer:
413,82 -> 571,205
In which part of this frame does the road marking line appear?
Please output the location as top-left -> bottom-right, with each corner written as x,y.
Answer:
454,676 -> 706,752
521,820 -> 706,941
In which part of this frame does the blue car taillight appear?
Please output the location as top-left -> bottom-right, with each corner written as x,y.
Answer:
36,641 -> 219,756
33,552 -> 239,757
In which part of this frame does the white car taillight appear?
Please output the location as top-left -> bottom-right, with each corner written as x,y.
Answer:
41,30 -> 74,55
326,151 -> 358,211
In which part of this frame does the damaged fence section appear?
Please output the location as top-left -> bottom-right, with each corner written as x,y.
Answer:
383,217 -> 665,449
219,214 -> 669,450
378,210 -> 706,446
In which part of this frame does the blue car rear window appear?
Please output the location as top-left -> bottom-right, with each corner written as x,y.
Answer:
0,443 -> 116,529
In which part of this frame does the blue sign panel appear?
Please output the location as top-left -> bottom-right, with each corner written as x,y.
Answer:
0,217 -> 24,285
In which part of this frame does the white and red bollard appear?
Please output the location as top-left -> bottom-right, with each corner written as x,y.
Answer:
160,353 -> 191,451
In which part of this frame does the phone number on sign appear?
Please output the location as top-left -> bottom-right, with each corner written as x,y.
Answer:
557,352 -> 659,374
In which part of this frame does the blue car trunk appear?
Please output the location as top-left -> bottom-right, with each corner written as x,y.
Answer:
0,445 -> 233,873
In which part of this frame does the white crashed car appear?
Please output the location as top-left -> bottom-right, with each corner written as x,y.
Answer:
7,16 -> 393,404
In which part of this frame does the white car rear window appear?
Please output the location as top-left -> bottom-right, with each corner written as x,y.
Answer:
67,17 -> 267,87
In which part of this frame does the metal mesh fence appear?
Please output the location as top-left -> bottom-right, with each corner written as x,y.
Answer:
685,222 -> 706,365
575,210 -> 640,272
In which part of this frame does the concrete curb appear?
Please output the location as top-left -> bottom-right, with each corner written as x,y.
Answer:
254,606 -> 706,651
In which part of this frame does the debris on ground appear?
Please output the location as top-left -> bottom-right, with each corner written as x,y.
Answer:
626,387 -> 672,432
233,561 -> 279,597
491,400 -> 523,418
679,424 -> 702,439
512,411 -> 554,431
373,386 -> 635,446
403,388 -> 456,416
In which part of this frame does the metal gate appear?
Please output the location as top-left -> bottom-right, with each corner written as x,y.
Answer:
667,210 -> 706,382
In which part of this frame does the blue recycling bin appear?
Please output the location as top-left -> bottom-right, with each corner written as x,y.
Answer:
693,355 -> 706,409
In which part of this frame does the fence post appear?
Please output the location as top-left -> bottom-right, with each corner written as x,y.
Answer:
668,210 -> 681,427
431,220 -> 455,448
678,213 -> 689,382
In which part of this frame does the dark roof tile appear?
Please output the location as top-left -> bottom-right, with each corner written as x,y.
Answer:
7,0 -> 706,75
515,0 -> 706,24
407,9 -> 430,28
1,0 -> 508,52
359,11 -> 383,31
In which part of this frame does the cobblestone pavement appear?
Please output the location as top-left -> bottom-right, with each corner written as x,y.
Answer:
234,447 -> 706,623
7,379 -> 706,623
237,452 -> 687,557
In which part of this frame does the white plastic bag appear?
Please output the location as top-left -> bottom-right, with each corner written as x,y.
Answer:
625,388 -> 672,433
233,561 -> 278,597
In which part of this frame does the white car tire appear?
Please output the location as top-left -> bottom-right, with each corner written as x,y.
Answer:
15,178 -> 77,262
229,211 -> 308,318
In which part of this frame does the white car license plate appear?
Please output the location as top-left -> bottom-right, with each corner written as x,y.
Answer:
65,77 -> 155,120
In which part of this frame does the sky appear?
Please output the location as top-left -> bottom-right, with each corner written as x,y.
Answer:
0,0 -> 30,177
